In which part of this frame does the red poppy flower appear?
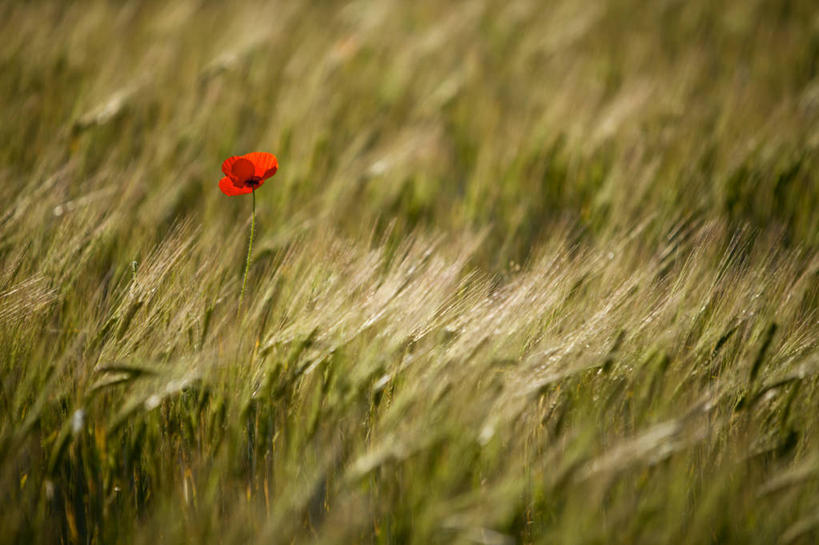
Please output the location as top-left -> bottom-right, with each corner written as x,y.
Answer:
218,152 -> 278,196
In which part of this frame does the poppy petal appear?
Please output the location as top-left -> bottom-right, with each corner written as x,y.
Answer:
221,156 -> 238,177
221,156 -> 256,181
244,152 -> 279,180
233,158 -> 256,181
218,176 -> 253,196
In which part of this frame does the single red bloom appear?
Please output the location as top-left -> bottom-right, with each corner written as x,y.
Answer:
218,152 -> 278,196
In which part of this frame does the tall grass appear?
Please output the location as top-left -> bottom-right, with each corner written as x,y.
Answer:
1,0 -> 817,543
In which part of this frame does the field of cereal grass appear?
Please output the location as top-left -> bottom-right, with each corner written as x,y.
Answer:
1,1 -> 818,543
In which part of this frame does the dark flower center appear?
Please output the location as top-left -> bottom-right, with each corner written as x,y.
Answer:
244,176 -> 262,187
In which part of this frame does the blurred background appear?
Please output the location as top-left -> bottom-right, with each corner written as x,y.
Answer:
2,0 -> 817,259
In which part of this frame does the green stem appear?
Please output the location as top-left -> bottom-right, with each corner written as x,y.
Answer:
239,189 -> 255,311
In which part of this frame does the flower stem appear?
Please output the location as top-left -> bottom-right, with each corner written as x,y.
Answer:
239,189 -> 255,312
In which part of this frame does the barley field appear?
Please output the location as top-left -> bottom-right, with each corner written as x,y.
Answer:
1,1 -> 818,543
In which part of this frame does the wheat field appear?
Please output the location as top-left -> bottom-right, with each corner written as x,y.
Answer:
1,1 -> 818,543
